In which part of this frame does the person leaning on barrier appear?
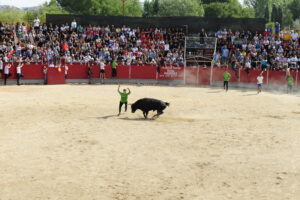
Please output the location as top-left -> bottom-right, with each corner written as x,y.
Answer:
4,63 -> 12,85
16,62 -> 24,86
43,66 -> 48,85
286,75 -> 294,94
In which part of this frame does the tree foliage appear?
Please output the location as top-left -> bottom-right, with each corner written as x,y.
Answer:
0,6 -> 25,23
204,0 -> 253,18
288,0 -> 300,20
158,0 -> 204,17
142,0 -> 204,17
57,0 -> 142,16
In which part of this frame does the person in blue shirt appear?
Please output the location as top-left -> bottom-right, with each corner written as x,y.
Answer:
221,46 -> 229,65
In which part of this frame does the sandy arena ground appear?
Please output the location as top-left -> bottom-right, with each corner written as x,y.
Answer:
0,85 -> 299,200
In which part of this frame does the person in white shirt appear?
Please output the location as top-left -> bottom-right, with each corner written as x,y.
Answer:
71,19 -> 77,30
4,63 -> 12,85
34,17 -> 40,30
16,63 -> 24,85
257,73 -> 264,94
99,60 -> 105,81
291,31 -> 298,41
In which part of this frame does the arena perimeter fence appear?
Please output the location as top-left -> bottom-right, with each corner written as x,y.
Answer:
1,63 -> 298,89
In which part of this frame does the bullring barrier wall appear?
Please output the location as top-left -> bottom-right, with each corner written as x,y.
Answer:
1,63 -> 299,89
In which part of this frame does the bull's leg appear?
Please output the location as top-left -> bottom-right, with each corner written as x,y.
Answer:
145,111 -> 149,119
143,111 -> 149,119
153,110 -> 163,119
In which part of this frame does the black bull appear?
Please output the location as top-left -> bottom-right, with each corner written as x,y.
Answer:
131,98 -> 170,119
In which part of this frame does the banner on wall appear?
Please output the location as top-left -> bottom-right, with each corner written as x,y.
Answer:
158,66 -> 184,80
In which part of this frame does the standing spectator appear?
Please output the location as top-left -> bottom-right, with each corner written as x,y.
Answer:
0,57 -> 3,79
111,59 -> 117,78
87,63 -> 93,84
223,69 -> 231,92
16,62 -> 24,86
43,66 -> 48,85
257,72 -> 264,94
71,19 -> 77,31
65,65 -> 68,78
291,30 -> 298,41
99,59 -> 105,83
275,22 -> 281,37
244,60 -> 251,75
34,17 -> 40,31
4,63 -> 12,85
199,28 -> 207,44
221,46 -> 229,65
157,55 -> 164,73
286,75 -> 294,94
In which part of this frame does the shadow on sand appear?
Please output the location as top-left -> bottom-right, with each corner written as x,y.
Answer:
97,114 -> 118,119
119,117 -> 155,121
206,91 -> 223,93
242,93 -> 258,96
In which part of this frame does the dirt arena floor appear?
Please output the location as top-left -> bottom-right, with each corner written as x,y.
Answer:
0,85 -> 299,200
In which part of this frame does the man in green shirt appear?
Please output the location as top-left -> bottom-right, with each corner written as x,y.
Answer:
286,75 -> 294,94
118,85 -> 131,116
112,59 -> 118,78
223,69 -> 231,92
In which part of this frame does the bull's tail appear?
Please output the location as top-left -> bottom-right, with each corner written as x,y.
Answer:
165,102 -> 170,107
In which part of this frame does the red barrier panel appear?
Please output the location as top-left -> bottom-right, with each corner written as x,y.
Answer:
47,67 -> 65,84
116,65 -> 130,79
131,65 -> 156,79
240,69 -> 266,84
22,64 -> 44,79
67,63 -> 88,79
268,71 -> 287,85
227,69 -> 239,83
212,67 -> 225,82
158,66 -> 184,80
185,67 -> 198,85
198,67 -> 211,85
2,62 -> 299,88
91,64 -> 100,78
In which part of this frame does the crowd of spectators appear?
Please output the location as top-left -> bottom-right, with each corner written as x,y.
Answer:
0,19 -> 185,67
213,28 -> 300,72
1,19 -> 299,74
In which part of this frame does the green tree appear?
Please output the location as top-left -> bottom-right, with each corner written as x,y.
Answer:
264,3 -> 270,22
57,0 -> 142,16
153,0 -> 160,15
37,0 -> 69,22
202,0 -> 230,3
244,0 -> 269,18
0,7 -> 25,23
204,0 -> 252,18
288,0 -> 300,20
143,0 -> 154,17
157,0 -> 204,17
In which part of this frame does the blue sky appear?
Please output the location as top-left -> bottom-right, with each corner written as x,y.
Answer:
0,0 -> 244,8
